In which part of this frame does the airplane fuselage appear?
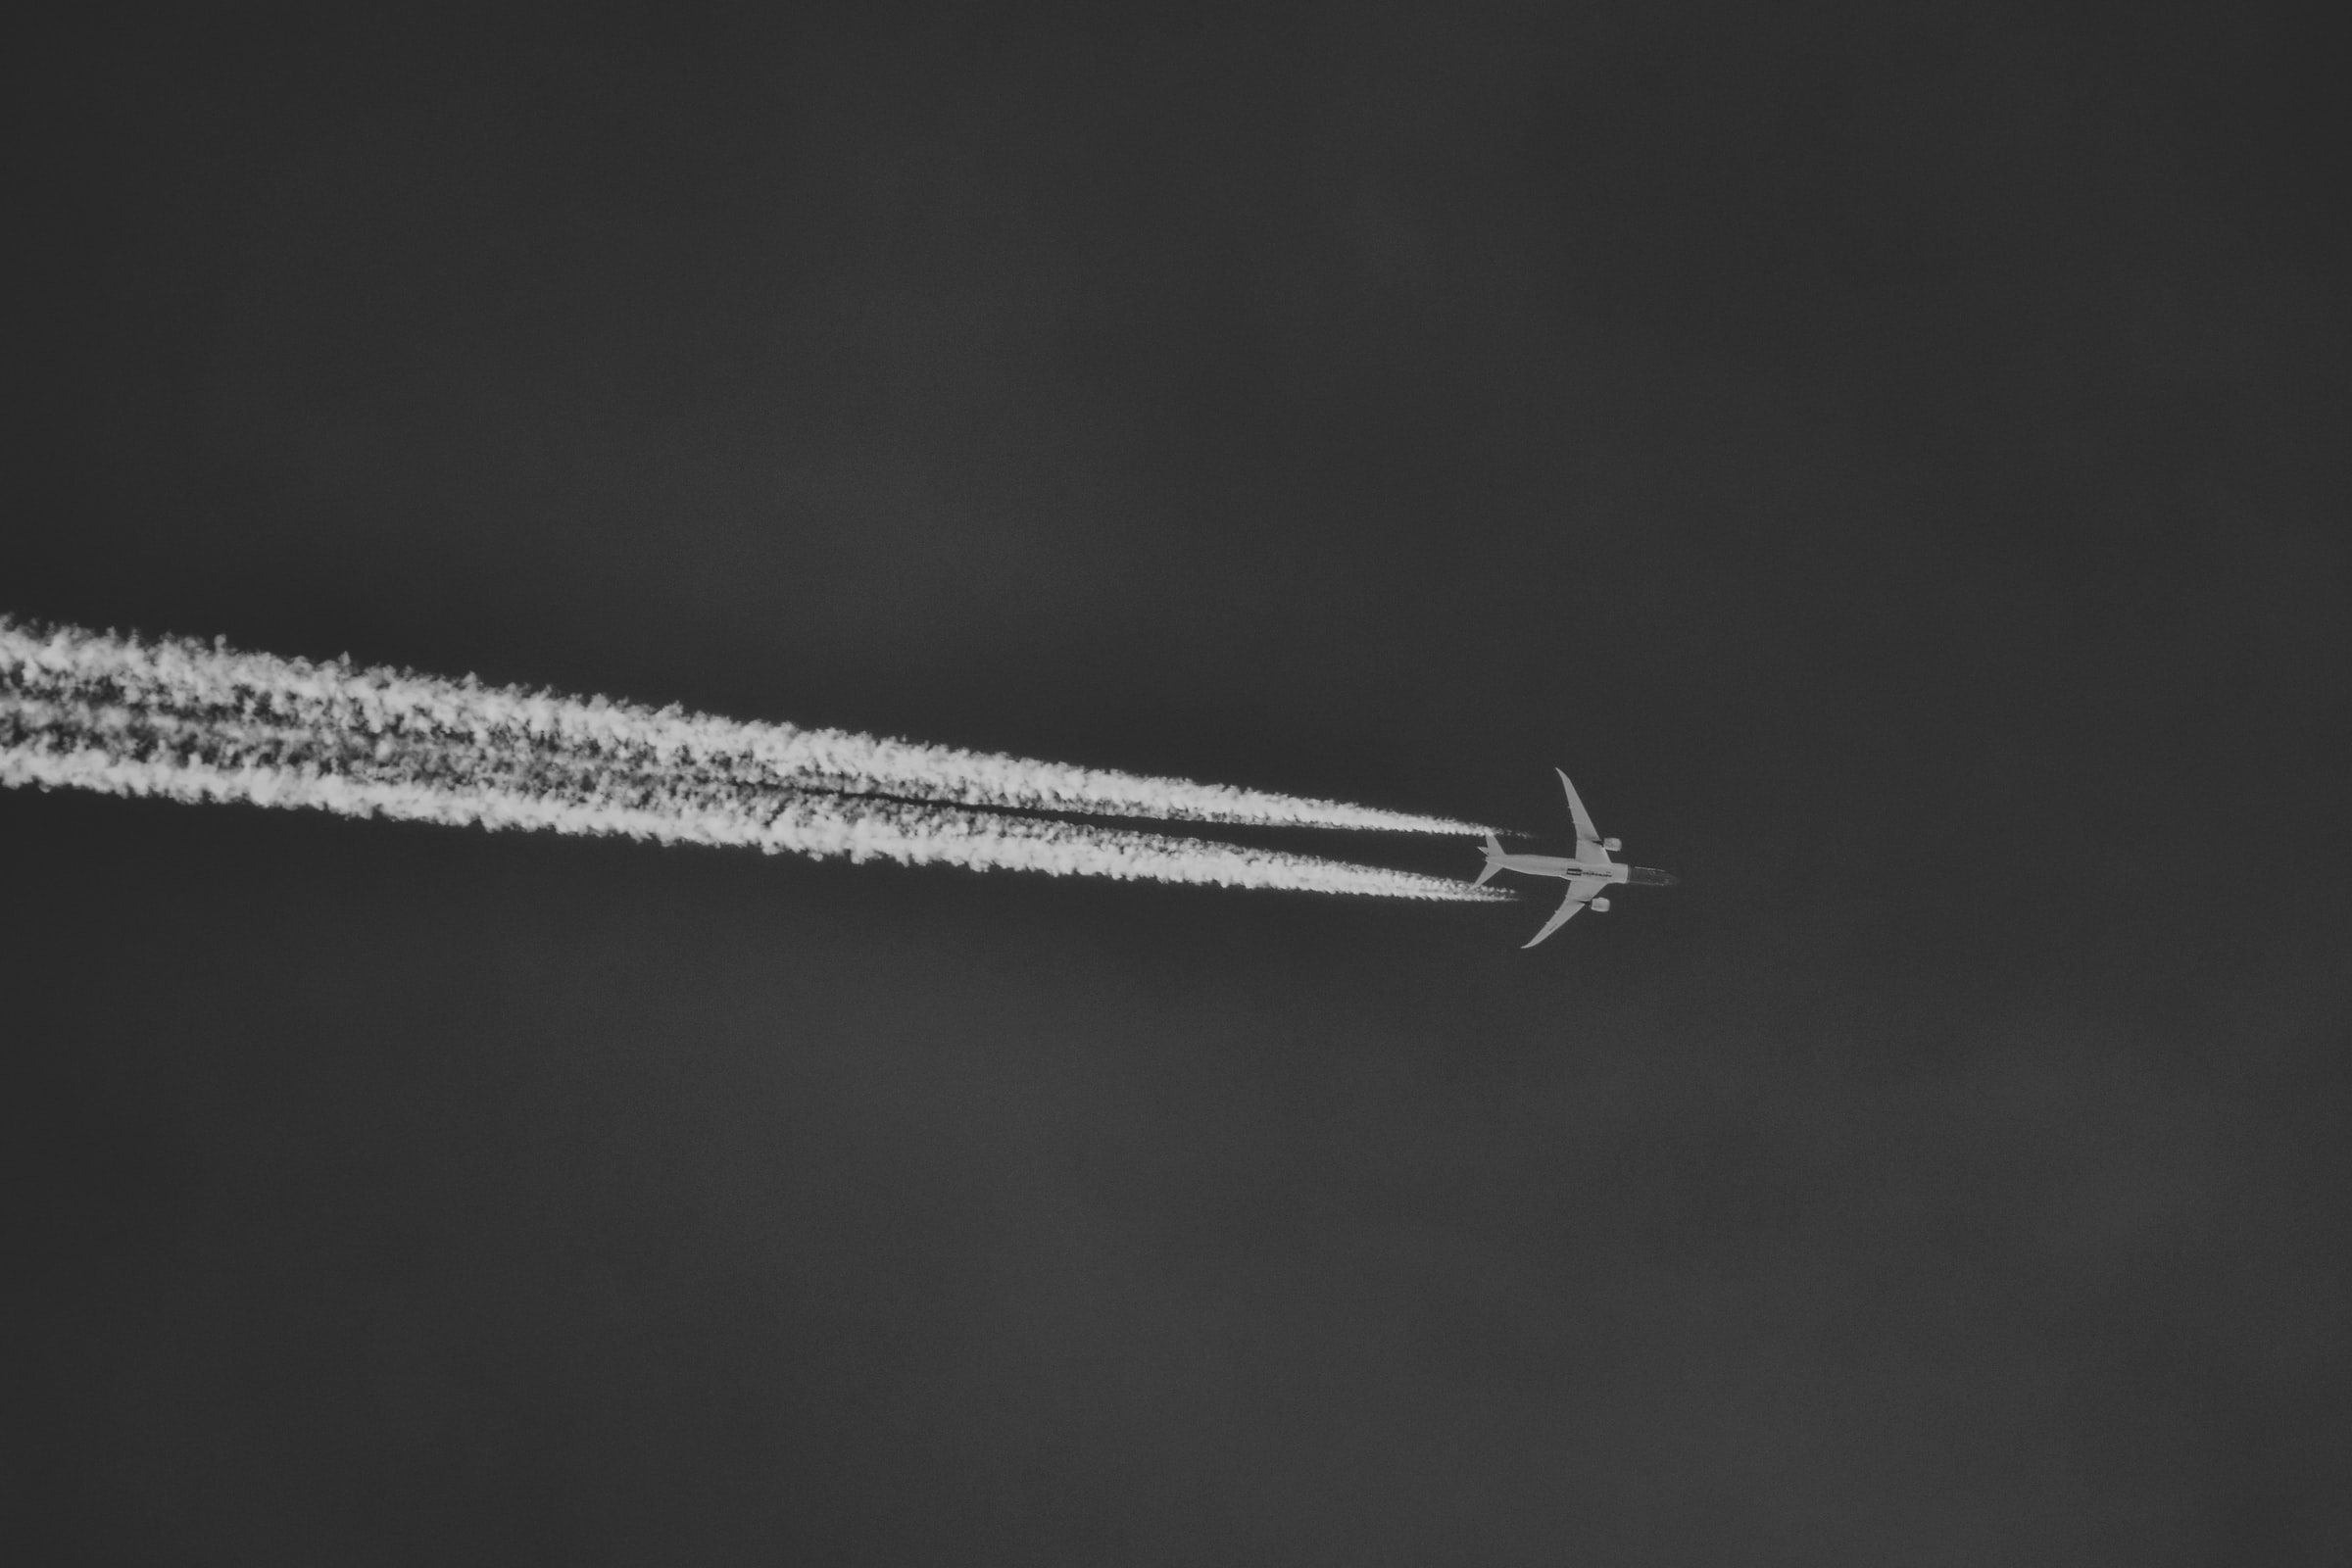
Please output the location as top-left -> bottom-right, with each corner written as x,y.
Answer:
1489,852 -> 1630,883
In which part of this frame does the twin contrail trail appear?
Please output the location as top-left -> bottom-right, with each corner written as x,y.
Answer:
3,617 -> 1506,903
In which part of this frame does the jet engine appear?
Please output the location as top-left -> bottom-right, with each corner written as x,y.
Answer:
1591,897 -> 1610,911
1602,837 -> 1621,852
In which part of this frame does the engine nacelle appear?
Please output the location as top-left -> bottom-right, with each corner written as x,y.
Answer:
1602,837 -> 1622,852
1591,897 -> 1610,912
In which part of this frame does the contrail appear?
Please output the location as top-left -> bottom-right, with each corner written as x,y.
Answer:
1,617 -> 1491,834
3,617 -> 1505,903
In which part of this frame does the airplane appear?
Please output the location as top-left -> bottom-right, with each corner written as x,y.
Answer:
1474,769 -> 1678,947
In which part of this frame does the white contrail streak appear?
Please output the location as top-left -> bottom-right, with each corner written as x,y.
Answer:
0,618 -> 1491,834
3,617 -> 1506,903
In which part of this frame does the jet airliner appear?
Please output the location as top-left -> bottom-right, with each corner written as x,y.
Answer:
1475,769 -> 1678,947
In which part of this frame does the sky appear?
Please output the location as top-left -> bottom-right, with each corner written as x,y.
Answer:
5,5 -> 2347,1564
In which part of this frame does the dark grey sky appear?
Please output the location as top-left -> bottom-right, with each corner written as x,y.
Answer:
7,5 -> 2347,1564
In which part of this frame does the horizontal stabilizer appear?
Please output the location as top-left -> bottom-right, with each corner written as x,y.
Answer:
1472,831 -> 1503,887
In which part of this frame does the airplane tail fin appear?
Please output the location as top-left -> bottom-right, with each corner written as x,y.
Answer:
1471,832 -> 1504,888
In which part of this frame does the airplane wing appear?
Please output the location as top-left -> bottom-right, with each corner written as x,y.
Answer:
1555,768 -> 1601,848
1522,876 -> 1610,948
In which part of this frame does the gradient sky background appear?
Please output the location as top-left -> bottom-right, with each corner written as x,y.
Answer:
7,5 -> 2347,1563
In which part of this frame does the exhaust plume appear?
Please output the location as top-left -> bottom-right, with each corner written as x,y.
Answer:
2,618 -> 1489,833
3,617 -> 1504,903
